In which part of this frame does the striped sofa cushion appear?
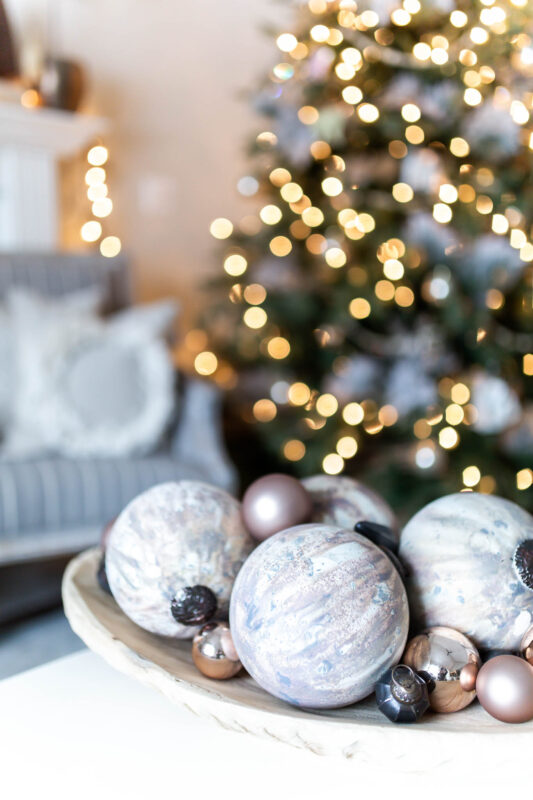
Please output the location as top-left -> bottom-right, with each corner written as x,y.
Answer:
0,253 -> 131,311
0,454 -> 208,563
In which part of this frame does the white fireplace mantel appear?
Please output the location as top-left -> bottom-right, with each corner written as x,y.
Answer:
0,103 -> 109,251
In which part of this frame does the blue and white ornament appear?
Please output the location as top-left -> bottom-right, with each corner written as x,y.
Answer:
230,524 -> 409,708
106,481 -> 254,639
399,493 -> 533,651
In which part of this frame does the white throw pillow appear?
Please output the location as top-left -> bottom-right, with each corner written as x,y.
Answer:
3,287 -> 103,458
3,290 -> 178,459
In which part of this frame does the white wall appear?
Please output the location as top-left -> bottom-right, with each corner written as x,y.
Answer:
5,0 -> 290,314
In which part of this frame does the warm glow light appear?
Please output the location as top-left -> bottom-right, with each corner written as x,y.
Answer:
439,426 -> 459,449
243,307 -> 267,329
336,436 -> 358,458
301,207 -> 325,227
253,399 -> 277,422
267,337 -> 291,359
210,218 -> 233,239
492,213 -> 509,234
343,402 -> 364,425
446,403 -> 465,425
269,168 -> 291,187
280,182 -> 303,203
450,137 -> 470,157
342,86 -> 363,105
401,103 -> 421,123
517,469 -> 533,491
392,183 -> 414,203
395,286 -> 415,307
284,440 -> 306,461
100,236 -> 121,257
463,466 -> 481,487
433,203 -> 453,224
450,10 -> 468,26
413,42 -> 431,61
21,89 -> 41,108
322,177 -> 343,197
288,382 -> 311,406
325,247 -> 347,268
349,297 -> 371,319
224,254 -> 247,276
310,24 -> 330,42
277,33 -> 298,52
85,167 -> 106,186
357,103 -> 379,123
439,184 -> 458,204
298,105 -> 319,125
323,453 -> 344,475
383,259 -> 404,280
524,354 -> 533,376
316,393 -> 338,417
92,198 -> 113,218
81,221 -> 102,243
87,146 -> 108,166
260,205 -> 282,225
270,236 -> 292,256
195,351 -> 218,376
451,383 -> 470,404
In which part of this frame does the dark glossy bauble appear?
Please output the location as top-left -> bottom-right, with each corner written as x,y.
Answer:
403,626 -> 480,712
192,622 -> 242,680
375,665 -> 429,723
242,474 -> 312,541
171,585 -> 218,626
97,555 -> 112,595
354,521 -> 398,553
476,655 -> 533,723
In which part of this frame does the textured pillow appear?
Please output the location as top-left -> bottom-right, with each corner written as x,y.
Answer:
3,291 -> 178,459
3,287 -> 103,458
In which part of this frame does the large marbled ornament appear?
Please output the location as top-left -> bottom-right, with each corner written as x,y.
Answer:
302,475 -> 397,533
399,493 -> 533,651
106,481 -> 254,639
230,523 -> 409,709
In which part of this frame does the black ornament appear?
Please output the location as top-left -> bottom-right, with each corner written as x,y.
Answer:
354,520 -> 398,553
171,585 -> 218,626
375,664 -> 429,723
514,540 -> 533,591
97,555 -> 112,595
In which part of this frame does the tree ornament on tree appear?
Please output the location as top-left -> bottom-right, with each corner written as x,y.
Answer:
200,0 -> 533,516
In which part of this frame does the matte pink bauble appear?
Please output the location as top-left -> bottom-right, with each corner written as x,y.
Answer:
476,655 -> 533,724
242,474 -> 312,541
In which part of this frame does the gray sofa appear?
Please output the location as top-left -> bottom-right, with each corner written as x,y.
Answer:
0,252 -> 236,621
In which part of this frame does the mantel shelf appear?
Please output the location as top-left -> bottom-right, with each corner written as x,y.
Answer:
0,102 -> 109,157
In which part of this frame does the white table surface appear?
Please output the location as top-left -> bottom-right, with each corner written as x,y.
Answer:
0,650 -> 521,799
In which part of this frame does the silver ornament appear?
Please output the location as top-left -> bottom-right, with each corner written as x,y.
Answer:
192,622 -> 242,680
403,626 -> 481,712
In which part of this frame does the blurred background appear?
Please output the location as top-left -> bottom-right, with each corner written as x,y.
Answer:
0,0 -> 531,678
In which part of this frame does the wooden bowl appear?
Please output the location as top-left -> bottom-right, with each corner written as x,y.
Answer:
63,549 -> 533,768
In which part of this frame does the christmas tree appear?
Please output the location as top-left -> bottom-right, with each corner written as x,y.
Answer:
198,0 -> 533,517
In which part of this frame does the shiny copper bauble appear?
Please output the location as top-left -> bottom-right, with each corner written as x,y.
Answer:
403,626 -> 480,712
520,625 -> 533,666
192,622 -> 242,680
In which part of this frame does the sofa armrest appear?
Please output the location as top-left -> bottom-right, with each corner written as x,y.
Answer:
171,377 -> 238,494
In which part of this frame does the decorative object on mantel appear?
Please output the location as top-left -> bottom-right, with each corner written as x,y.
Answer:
62,548 -> 533,764
0,1 -> 17,77
39,56 -> 85,112
192,622 -> 242,680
